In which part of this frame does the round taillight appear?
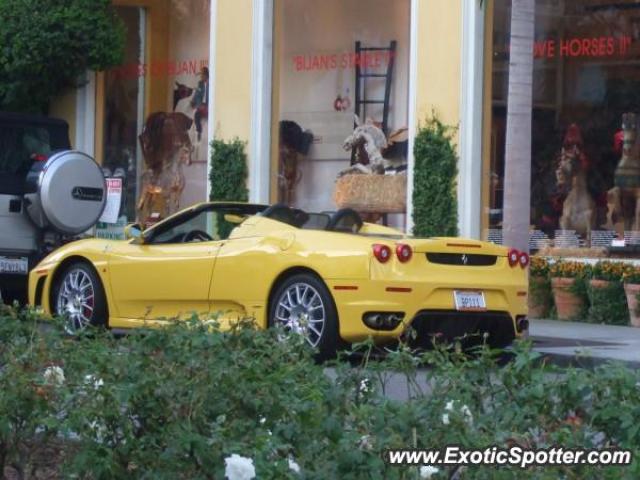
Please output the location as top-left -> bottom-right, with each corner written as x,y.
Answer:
373,244 -> 392,263
507,248 -> 520,267
396,243 -> 413,263
519,252 -> 530,268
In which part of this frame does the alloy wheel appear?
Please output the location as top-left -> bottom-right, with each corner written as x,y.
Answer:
273,282 -> 326,347
56,267 -> 96,333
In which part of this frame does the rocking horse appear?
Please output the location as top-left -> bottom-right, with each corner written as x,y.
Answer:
555,124 -> 595,245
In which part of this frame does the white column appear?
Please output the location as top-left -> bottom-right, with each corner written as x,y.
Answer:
458,0 -> 485,239
249,0 -> 273,204
405,0 -> 419,234
206,0 -> 218,201
75,71 -> 96,156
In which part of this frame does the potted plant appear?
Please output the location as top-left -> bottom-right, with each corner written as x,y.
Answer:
549,260 -> 588,320
587,261 -> 628,326
622,265 -> 640,327
528,256 -> 551,318
588,261 -> 626,288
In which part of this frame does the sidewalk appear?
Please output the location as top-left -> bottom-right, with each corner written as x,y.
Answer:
530,319 -> 640,368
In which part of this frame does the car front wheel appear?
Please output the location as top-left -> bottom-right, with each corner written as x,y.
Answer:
53,262 -> 107,333
269,273 -> 339,359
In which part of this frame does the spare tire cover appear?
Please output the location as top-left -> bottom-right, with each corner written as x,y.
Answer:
38,151 -> 106,234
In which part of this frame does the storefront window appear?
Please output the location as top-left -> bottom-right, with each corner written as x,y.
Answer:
272,0 -> 410,227
487,0 -> 640,255
98,0 -> 210,238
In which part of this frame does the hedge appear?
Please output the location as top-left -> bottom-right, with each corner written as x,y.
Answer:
1,305 -> 639,479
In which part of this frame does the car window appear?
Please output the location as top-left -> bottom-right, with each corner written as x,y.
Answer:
149,208 -> 242,244
0,126 -> 52,175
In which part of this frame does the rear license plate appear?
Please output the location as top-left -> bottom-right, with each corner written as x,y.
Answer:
0,257 -> 28,275
454,290 -> 486,311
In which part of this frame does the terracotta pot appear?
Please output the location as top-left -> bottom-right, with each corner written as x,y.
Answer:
624,283 -> 640,327
589,279 -> 611,289
528,276 -> 550,319
551,277 -> 583,320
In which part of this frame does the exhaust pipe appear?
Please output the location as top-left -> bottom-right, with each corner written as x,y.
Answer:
363,312 -> 405,330
516,316 -> 529,333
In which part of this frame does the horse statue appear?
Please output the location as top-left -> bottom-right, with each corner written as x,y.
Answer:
137,112 -> 194,226
339,115 -> 388,176
556,138 -> 596,245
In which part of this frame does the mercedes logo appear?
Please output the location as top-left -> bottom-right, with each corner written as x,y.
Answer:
461,254 -> 469,265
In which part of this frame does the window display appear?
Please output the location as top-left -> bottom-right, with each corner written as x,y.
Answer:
272,0 -> 410,226
487,0 -> 640,256
98,1 -> 210,237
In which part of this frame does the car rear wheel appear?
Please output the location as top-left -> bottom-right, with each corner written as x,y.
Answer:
53,262 -> 107,333
269,273 -> 339,359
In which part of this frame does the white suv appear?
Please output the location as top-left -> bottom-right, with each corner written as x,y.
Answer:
0,112 -> 105,304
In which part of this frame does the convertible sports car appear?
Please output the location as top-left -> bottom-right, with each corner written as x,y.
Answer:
29,202 -> 529,357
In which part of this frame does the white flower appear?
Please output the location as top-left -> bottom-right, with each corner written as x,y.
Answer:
288,457 -> 301,474
420,465 -> 439,478
259,416 -> 266,424
441,413 -> 450,425
359,378 -> 371,395
43,366 -> 65,386
84,374 -> 104,390
445,400 -> 455,412
460,404 -> 473,425
224,454 -> 256,480
88,420 -> 107,444
359,434 -> 373,451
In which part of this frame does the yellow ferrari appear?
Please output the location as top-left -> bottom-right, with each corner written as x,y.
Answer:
29,202 -> 529,357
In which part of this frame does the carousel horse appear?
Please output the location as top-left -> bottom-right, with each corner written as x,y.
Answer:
606,113 -> 640,236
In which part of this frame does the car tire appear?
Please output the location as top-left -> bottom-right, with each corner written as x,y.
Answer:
52,262 -> 108,333
269,273 -> 339,359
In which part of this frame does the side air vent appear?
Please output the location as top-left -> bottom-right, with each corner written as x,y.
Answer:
426,253 -> 497,266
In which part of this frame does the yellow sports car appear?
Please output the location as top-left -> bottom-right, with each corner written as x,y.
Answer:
29,202 -> 529,357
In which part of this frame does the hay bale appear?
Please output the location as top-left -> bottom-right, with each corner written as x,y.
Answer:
334,174 -> 406,213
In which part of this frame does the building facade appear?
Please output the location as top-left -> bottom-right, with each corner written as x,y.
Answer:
51,0 -> 640,258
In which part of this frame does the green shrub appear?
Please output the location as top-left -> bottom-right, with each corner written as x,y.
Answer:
412,114 -> 458,237
1,306 -> 639,479
209,138 -> 249,202
587,281 -> 628,326
209,138 -> 249,238
0,0 -> 125,113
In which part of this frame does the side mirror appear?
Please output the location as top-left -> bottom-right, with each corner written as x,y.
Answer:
124,223 -> 145,243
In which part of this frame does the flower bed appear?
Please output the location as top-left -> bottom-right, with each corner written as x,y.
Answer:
530,258 -> 640,326
1,306 -> 640,479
